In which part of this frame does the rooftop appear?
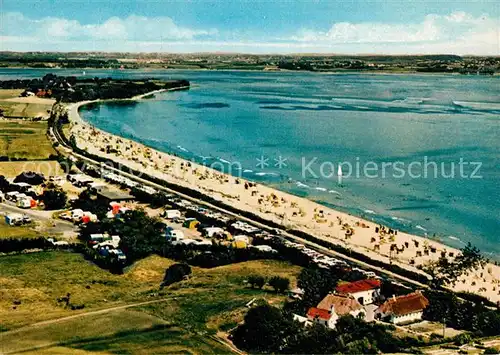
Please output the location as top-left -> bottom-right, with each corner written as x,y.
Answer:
317,294 -> 363,315
96,187 -> 135,201
378,291 -> 430,316
335,279 -> 381,294
307,307 -> 332,321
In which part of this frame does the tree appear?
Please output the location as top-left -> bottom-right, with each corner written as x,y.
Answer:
0,175 -> 11,191
14,171 -> 45,185
42,189 -> 67,210
297,267 -> 341,309
268,276 -> 290,293
424,242 -> 486,287
161,263 -> 191,288
150,192 -> 170,209
110,210 -> 165,261
248,275 -> 266,289
231,304 -> 299,353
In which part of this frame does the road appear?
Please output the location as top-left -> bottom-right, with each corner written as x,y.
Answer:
0,202 -> 76,236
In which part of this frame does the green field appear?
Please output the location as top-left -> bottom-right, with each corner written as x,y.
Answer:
0,220 -> 40,239
0,121 -> 56,159
0,252 -> 301,354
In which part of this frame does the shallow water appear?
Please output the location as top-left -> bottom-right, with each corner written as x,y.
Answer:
2,68 -> 498,257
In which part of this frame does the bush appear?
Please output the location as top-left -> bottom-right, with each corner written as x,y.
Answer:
42,189 -> 67,210
248,275 -> 266,289
161,263 -> 192,287
268,276 -> 290,293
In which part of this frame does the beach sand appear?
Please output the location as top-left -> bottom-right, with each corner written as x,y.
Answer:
66,97 -> 500,304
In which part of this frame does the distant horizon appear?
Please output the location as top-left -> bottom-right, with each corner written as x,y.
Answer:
0,50 -> 498,58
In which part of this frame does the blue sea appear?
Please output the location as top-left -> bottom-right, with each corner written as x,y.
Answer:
2,68 -> 499,258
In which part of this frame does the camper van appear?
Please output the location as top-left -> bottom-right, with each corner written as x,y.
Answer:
5,213 -> 24,226
162,209 -> 181,220
167,229 -> 185,244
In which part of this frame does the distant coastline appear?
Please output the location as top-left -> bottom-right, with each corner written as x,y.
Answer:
2,65 -> 499,76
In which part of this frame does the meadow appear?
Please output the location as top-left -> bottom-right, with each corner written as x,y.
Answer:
0,251 -> 301,354
0,121 -> 56,159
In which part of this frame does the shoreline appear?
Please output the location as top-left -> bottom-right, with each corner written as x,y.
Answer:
66,89 -> 500,304
2,66 -> 498,77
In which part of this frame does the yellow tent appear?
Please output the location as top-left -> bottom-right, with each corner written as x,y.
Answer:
231,240 -> 247,249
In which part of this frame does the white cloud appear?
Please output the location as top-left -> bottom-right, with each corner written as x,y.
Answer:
290,11 -> 499,54
0,11 -> 498,54
0,12 -> 216,43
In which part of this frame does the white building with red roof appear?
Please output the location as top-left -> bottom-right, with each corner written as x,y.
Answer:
376,291 -> 429,325
306,294 -> 366,329
335,279 -> 381,305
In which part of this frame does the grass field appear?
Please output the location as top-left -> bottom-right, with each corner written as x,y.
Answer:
0,89 -> 54,119
0,160 -> 63,177
0,89 -> 24,100
0,252 -> 301,354
0,220 -> 40,239
0,121 -> 56,159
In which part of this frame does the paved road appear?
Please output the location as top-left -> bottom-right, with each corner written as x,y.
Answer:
0,202 -> 76,236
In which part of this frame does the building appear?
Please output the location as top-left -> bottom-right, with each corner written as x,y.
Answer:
96,187 -> 135,203
376,291 -> 429,325
335,279 -> 381,305
317,294 -> 366,319
307,294 -> 365,329
307,307 -> 337,329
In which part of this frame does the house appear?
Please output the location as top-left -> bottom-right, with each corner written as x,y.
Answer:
306,307 -> 337,329
335,279 -> 381,305
376,291 -> 429,325
96,187 -> 135,203
307,294 -> 366,330
317,294 -> 366,319
293,314 -> 312,327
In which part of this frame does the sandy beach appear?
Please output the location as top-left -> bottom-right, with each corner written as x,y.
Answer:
66,94 -> 500,304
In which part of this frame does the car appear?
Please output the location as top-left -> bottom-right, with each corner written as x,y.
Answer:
22,215 -> 32,224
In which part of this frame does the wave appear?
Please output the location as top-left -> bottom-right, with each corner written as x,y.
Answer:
328,190 -> 342,195
176,145 -> 189,152
243,169 -> 253,173
364,209 -> 376,214
315,187 -> 327,192
415,225 -> 427,231
296,182 -> 310,188
218,158 -> 231,164
391,216 -> 411,223
255,172 -> 279,177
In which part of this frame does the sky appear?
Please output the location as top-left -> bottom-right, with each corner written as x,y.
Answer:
1,0 -> 499,54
